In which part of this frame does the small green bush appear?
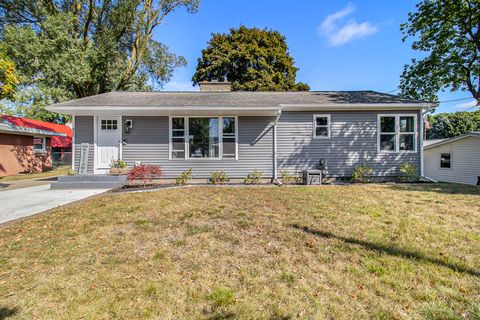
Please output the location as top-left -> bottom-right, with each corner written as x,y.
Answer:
399,162 -> 419,182
176,168 -> 193,185
67,168 -> 76,176
243,169 -> 263,184
352,164 -> 373,183
210,171 -> 229,184
281,170 -> 301,184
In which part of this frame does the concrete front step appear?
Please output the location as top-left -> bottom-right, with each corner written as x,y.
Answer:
51,175 -> 127,189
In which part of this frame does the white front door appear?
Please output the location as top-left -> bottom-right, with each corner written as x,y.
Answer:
96,116 -> 122,170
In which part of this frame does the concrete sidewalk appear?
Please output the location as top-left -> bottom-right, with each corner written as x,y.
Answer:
0,177 -> 57,191
0,185 -> 109,224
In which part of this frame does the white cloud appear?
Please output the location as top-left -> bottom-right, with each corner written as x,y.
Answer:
319,3 -> 378,46
162,80 -> 197,91
453,99 -> 478,110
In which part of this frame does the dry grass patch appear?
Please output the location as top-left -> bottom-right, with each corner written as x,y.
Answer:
0,165 -> 70,182
0,183 -> 479,319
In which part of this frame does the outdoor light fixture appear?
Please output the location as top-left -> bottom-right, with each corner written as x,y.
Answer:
124,119 -> 133,133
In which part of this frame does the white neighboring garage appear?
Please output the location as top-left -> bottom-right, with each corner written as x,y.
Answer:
424,132 -> 480,185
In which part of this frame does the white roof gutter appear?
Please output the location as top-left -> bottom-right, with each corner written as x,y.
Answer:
0,123 -> 66,137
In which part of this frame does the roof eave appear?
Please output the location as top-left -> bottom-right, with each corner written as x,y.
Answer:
280,103 -> 435,111
46,105 -> 282,116
0,123 -> 66,137
47,102 -> 436,116
424,133 -> 480,150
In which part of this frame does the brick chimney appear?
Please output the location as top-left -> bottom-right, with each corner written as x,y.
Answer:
199,79 -> 231,92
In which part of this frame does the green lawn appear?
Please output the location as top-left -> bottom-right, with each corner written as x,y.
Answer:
0,165 -> 70,182
0,184 -> 479,319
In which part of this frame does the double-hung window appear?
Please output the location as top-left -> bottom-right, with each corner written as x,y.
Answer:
170,116 -> 237,160
313,114 -> 330,138
378,114 -> 417,152
171,118 -> 186,159
33,137 -> 46,153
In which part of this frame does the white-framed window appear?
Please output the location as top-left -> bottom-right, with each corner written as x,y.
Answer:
33,137 -> 46,153
440,153 -> 452,169
313,114 -> 331,139
377,114 -> 417,153
169,116 -> 238,160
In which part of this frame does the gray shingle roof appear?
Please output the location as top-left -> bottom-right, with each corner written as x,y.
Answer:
424,132 -> 480,149
49,90 -> 433,108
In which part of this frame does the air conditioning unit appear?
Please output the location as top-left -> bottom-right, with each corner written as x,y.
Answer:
303,170 -> 322,185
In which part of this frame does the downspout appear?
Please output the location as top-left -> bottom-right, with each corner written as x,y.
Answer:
272,108 -> 282,185
420,103 -> 437,180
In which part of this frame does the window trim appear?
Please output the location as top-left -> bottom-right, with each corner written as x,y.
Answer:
169,116 -> 238,161
440,152 -> 452,169
377,114 -> 418,153
33,136 -> 46,153
313,114 -> 331,139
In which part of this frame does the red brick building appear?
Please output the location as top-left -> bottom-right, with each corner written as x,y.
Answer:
0,116 -> 70,177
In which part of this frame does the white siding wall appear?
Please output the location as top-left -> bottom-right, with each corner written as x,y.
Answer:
424,136 -> 480,185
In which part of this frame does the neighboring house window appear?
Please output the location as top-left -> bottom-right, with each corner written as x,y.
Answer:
440,153 -> 451,168
101,119 -> 117,130
170,116 -> 237,160
33,137 -> 46,153
313,114 -> 330,138
378,114 -> 417,152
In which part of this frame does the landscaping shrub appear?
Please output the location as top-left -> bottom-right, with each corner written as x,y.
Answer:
399,162 -> 419,183
67,168 -> 76,176
280,170 -> 301,184
127,164 -> 163,186
210,171 -> 229,184
243,169 -> 263,184
175,168 -> 193,185
110,160 -> 127,169
352,164 -> 373,183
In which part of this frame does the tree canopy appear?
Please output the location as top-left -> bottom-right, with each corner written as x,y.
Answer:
0,0 -> 198,122
192,26 -> 309,91
399,0 -> 480,105
427,110 -> 480,139
0,50 -> 18,100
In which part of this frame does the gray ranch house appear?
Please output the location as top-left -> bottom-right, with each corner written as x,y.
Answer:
47,81 -> 436,181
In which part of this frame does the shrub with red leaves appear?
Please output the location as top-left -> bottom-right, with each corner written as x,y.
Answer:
127,164 -> 163,186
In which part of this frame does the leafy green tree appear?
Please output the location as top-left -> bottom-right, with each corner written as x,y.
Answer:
0,0 -> 198,122
400,0 -> 480,105
0,50 -> 18,100
192,26 -> 309,91
427,110 -> 480,139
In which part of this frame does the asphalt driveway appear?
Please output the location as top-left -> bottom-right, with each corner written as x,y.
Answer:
0,185 -> 108,224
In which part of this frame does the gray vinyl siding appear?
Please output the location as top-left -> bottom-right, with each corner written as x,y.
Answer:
122,116 -> 274,179
277,111 -> 421,177
73,111 -> 422,178
424,136 -> 480,185
73,116 -> 94,174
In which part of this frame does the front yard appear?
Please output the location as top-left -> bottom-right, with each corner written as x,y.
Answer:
0,184 -> 479,319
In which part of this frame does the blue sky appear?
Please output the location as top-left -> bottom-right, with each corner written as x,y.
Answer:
154,0 -> 478,114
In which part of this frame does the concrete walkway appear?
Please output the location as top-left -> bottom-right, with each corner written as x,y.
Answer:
0,185 -> 109,224
0,177 -> 57,191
